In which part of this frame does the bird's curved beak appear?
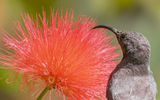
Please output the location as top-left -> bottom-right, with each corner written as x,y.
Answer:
93,25 -> 119,37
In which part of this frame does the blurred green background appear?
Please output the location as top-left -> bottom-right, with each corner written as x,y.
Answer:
0,0 -> 160,100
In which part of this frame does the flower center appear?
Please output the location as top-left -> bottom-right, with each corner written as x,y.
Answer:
48,76 -> 55,85
41,76 -> 55,88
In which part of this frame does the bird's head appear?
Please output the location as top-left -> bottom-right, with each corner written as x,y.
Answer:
93,25 -> 150,59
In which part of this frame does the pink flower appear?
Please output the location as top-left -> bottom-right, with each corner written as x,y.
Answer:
0,10 -> 120,100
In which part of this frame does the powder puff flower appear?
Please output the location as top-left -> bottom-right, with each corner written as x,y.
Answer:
0,10 -> 120,100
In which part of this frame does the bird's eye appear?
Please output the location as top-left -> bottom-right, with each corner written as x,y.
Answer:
120,34 -> 125,39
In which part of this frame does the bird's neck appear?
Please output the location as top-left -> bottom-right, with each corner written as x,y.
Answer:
119,52 -> 151,75
122,50 -> 150,65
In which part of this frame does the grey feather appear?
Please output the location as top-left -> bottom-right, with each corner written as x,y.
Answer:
92,25 -> 157,100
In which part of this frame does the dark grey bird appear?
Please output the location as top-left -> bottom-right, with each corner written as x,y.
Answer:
93,25 -> 157,100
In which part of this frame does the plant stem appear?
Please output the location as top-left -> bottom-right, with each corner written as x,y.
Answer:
37,87 -> 50,100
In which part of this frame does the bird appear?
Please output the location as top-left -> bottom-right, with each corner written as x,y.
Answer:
93,25 -> 157,100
